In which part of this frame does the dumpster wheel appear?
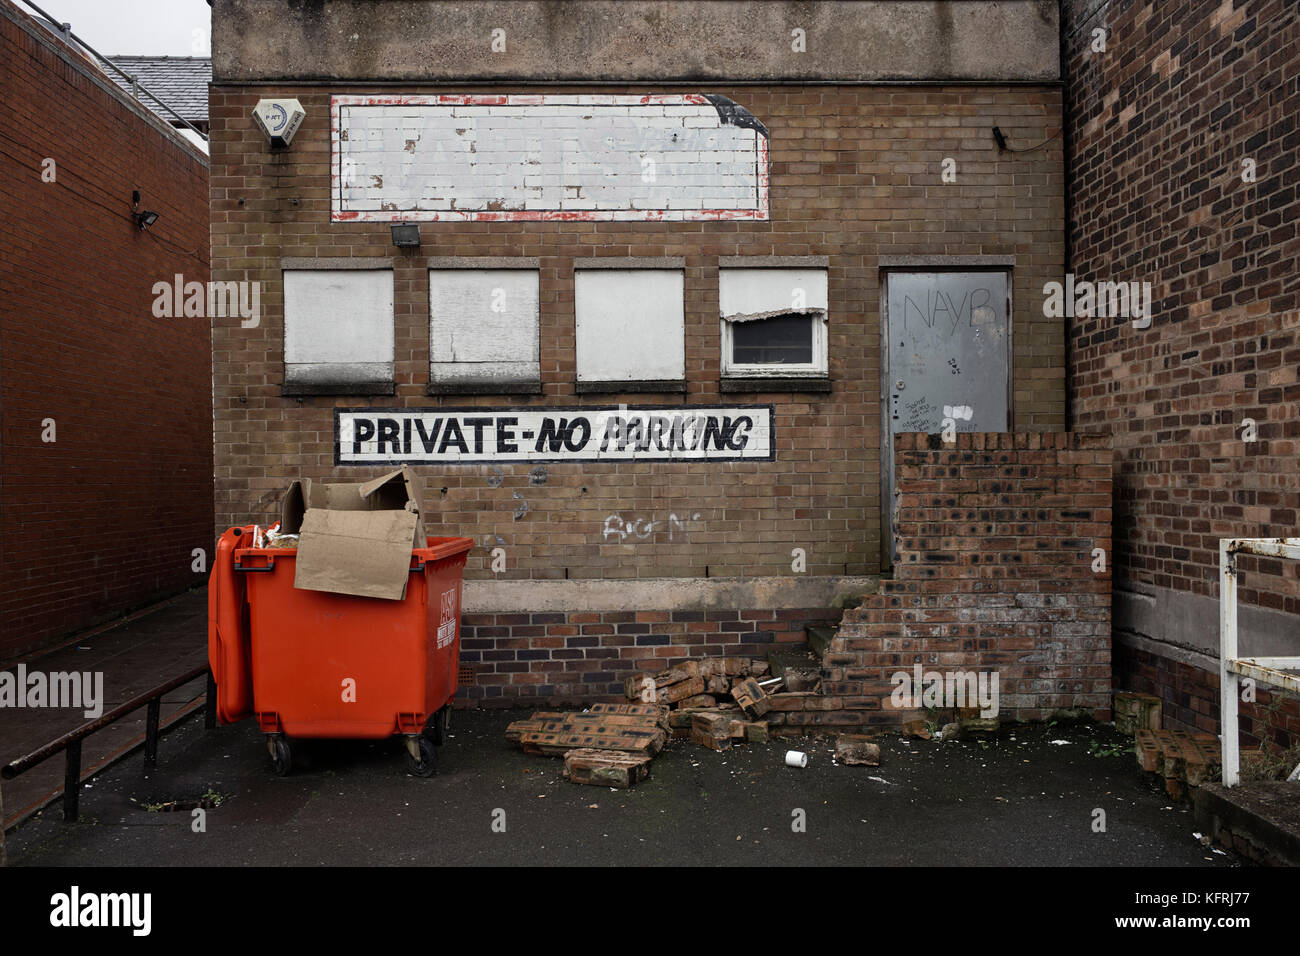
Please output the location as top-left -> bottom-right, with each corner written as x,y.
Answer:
404,734 -> 437,777
426,707 -> 449,746
268,734 -> 293,776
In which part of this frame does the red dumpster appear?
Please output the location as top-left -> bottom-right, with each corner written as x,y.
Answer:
207,525 -> 473,776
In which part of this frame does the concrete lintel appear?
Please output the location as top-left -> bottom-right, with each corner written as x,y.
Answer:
427,380 -> 542,396
462,574 -> 879,613
281,257 -> 394,270
720,377 -> 832,393
573,380 -> 687,395
719,256 -> 830,268
1115,628 -> 1219,674
573,258 -> 686,270
426,257 -> 541,269
879,255 -> 1016,267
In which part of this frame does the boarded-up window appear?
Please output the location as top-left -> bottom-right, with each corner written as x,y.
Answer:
429,269 -> 540,390
575,269 -> 685,385
719,268 -> 827,376
283,269 -> 394,393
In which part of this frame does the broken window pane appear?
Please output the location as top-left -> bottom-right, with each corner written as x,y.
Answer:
731,313 -> 815,365
719,266 -> 827,374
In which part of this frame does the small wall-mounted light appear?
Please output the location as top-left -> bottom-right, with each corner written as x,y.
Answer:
390,223 -> 421,248
991,127 -> 1009,151
131,190 -> 159,229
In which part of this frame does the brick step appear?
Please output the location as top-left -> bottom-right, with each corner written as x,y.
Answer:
767,644 -> 822,693
805,624 -> 835,658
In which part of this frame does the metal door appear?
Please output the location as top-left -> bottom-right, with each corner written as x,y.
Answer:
881,270 -> 1011,563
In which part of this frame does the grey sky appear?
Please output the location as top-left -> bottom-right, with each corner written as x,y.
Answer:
27,0 -> 212,56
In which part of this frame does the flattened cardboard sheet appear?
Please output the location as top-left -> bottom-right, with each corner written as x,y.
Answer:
293,509 -> 420,601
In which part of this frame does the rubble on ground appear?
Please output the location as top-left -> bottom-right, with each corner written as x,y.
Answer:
835,735 -> 881,766
505,702 -> 667,756
504,656 -> 897,787
505,702 -> 666,788
628,657 -> 779,750
563,748 -> 652,789
504,657 -> 788,786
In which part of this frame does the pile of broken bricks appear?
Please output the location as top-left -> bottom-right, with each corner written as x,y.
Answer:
1134,727 -> 1224,801
505,702 -> 666,788
1113,691 -> 1274,801
640,657 -> 780,750
505,657 -> 881,788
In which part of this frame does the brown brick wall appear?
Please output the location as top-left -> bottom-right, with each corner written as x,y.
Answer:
457,606 -> 838,706
209,83 -> 1065,581
828,432 -> 1113,725
0,9 -> 213,658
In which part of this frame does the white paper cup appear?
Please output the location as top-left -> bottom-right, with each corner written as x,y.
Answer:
785,750 -> 808,768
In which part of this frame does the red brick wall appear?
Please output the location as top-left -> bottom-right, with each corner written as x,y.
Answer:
208,83 -> 1065,582
828,432 -> 1113,725
1116,644 -> 1300,750
0,8 -> 213,658
1065,0 -> 1300,743
1065,0 -> 1300,609
457,606 -> 838,706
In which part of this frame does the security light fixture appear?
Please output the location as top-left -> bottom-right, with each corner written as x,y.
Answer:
131,190 -> 159,230
390,223 -> 421,248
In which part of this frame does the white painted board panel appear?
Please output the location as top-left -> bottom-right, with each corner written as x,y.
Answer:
719,268 -> 828,317
429,269 -> 539,369
332,93 -> 769,222
284,269 -> 394,366
574,269 -> 685,383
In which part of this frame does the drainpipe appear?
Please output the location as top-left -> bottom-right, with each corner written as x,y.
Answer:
1060,0 -> 1074,431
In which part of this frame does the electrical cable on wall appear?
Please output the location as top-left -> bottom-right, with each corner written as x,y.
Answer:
0,138 -> 206,267
992,126 -> 1063,153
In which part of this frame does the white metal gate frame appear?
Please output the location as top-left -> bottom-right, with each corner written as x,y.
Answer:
1219,537 -> 1300,787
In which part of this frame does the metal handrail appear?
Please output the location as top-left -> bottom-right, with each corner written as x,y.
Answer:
15,0 -> 210,142
1219,537 -> 1300,787
2,664 -> 216,823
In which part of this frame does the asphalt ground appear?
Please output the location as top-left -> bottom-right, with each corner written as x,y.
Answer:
6,708 -> 1234,868
0,592 -> 208,830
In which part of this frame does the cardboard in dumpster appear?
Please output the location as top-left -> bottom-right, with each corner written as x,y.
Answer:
281,467 -> 428,601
